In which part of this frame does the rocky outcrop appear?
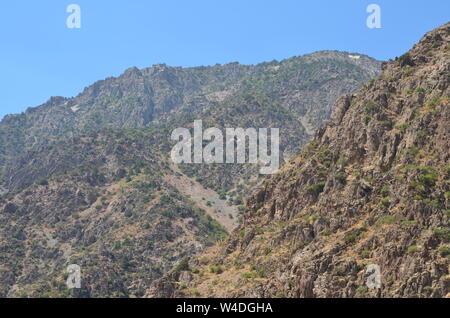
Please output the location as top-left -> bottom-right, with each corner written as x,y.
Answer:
151,22 -> 450,298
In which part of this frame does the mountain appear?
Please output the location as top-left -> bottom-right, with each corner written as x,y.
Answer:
0,51 -> 381,297
148,22 -> 450,298
0,51 -> 380,194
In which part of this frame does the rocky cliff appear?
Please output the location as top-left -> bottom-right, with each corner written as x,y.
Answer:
149,22 -> 450,298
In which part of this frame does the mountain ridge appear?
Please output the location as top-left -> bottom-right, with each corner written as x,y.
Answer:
147,21 -> 450,298
0,50 -> 381,297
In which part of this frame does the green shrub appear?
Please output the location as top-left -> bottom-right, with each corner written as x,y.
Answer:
423,198 -> 439,207
307,181 -> 326,194
361,249 -> 371,259
379,197 -> 390,207
305,140 -> 320,153
160,209 -> 175,218
438,246 -> 450,257
344,230 -> 359,244
418,166 -> 438,186
316,148 -> 332,167
355,286 -> 369,296
427,96 -> 441,110
199,256 -> 209,265
406,245 -> 420,254
408,181 -> 425,193
396,123 -> 409,132
400,220 -> 418,226
241,271 -> 258,279
175,258 -> 190,272
159,195 -> 173,205
376,215 -> 397,226
335,172 -> 347,183
403,68 -> 414,76
433,228 -> 450,242
397,53 -> 414,67
309,213 -> 320,224
263,247 -> 272,255
380,185 -> 390,196
444,166 -> 450,178
209,265 -> 223,274
337,157 -> 347,167
258,269 -> 267,278
415,87 -> 425,94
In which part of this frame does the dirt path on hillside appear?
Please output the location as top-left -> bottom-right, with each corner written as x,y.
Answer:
164,164 -> 239,232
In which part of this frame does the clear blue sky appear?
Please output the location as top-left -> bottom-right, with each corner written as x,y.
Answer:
0,0 -> 449,120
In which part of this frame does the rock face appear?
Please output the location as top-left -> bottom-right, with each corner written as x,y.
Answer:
150,22 -> 450,298
0,52 -> 380,297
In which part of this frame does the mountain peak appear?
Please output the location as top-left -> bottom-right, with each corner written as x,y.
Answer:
122,66 -> 142,78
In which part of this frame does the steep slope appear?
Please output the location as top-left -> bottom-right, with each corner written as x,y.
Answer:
150,22 -> 450,298
0,129 -> 228,297
0,51 -> 380,297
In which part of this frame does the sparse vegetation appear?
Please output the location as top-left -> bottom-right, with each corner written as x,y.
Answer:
379,197 -> 390,207
397,53 -> 414,67
175,258 -> 190,272
438,246 -> 450,257
433,228 -> 450,242
307,181 -> 326,194
209,266 -> 224,274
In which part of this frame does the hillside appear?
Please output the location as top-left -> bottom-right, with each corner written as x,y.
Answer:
0,51 -> 380,297
0,51 -> 380,194
148,22 -> 450,298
